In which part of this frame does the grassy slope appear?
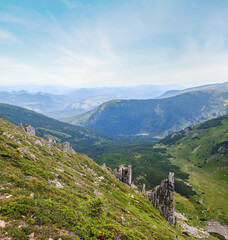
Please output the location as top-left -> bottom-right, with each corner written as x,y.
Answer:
159,116 -> 228,225
93,116 -> 228,234
63,90 -> 228,138
161,115 -> 228,181
0,117 -> 188,240
0,103 -> 115,156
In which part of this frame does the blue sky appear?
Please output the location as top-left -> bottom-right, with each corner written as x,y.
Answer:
0,0 -> 228,88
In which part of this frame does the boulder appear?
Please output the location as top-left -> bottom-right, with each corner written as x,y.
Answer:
19,123 -> 35,136
45,135 -> 56,148
24,124 -> 35,136
62,142 -> 75,153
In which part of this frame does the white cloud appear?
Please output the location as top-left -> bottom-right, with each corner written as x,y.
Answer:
61,0 -> 80,9
0,29 -> 18,42
0,57 -> 32,71
0,1 -> 228,88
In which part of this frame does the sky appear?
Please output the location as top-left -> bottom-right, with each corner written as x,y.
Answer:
0,0 -> 228,89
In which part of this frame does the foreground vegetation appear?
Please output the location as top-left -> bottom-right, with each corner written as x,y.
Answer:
0,117 -> 189,240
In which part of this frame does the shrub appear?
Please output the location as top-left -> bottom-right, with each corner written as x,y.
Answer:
86,197 -> 104,217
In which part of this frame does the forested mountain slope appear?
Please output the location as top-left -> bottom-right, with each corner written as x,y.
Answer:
0,103 -> 114,156
63,90 -> 228,139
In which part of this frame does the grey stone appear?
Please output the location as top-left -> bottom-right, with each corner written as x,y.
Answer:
24,124 -> 35,136
17,147 -> 37,161
148,172 -> 176,226
34,139 -> 43,146
101,163 -> 107,169
114,233 -> 124,240
28,232 -> 35,239
48,179 -> 63,188
19,123 -> 25,131
45,135 -> 56,148
205,221 -> 228,240
62,141 -> 75,153
93,188 -> 102,196
0,220 -> 7,228
19,123 -> 35,136
117,165 -> 132,185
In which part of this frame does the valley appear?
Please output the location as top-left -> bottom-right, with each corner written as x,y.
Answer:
0,84 -> 228,239
63,89 -> 228,139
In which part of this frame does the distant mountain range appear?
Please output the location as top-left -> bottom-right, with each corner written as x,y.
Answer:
157,81 -> 228,99
1,82 -> 227,120
62,89 -> 228,138
0,84 -> 182,119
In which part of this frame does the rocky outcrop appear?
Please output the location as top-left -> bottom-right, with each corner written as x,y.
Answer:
19,123 -> 35,136
19,124 -> 76,154
61,142 -> 75,154
115,165 -> 132,185
205,221 -> 228,240
34,138 -> 45,146
48,179 -> 63,189
45,135 -> 56,148
148,172 -> 176,225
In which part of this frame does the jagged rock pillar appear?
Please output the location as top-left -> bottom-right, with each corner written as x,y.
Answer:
117,165 -> 132,186
127,165 -> 132,185
148,172 -> 176,225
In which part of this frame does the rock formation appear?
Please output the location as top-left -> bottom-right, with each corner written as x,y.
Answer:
61,142 -> 75,154
148,172 -> 176,226
116,165 -> 132,185
19,123 -> 35,136
45,135 -> 56,148
18,123 -> 76,154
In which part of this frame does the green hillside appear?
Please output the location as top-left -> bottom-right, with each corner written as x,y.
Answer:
160,115 -> 228,181
160,115 -> 228,226
0,117 -> 187,240
0,103 -> 114,156
63,90 -> 228,139
94,116 -> 228,237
